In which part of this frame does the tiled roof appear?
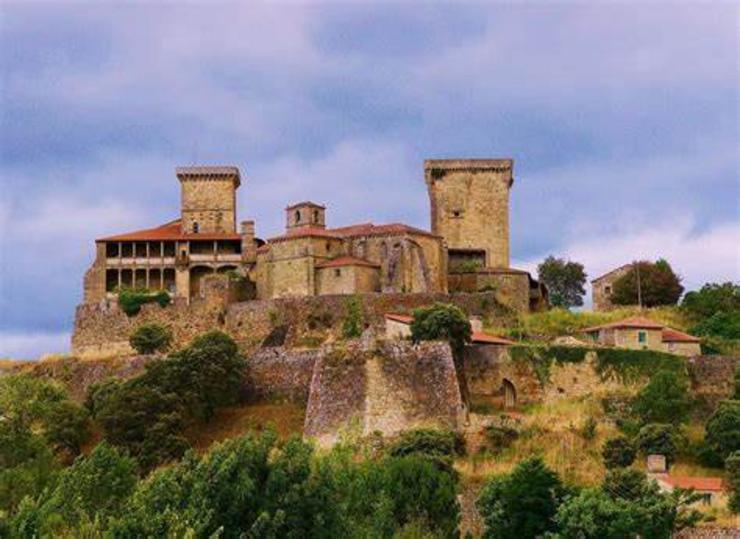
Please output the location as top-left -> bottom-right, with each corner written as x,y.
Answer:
385,313 -> 414,324
316,256 -> 380,269
662,328 -> 701,343
657,475 -> 724,492
583,316 -> 665,333
591,263 -> 634,283
268,221 -> 441,243
471,332 -> 515,345
97,219 -> 242,242
383,314 -> 513,345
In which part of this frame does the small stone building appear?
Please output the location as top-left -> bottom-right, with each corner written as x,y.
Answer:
583,316 -> 702,356
591,263 -> 634,312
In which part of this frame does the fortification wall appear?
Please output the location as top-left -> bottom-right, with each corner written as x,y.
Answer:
244,346 -> 320,403
304,340 -> 464,446
687,355 -> 739,413
72,291 -> 510,358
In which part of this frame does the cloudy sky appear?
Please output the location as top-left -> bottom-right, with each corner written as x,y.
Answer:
1,1 -> 738,359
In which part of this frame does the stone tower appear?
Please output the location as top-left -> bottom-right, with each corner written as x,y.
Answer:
424,159 -> 513,269
285,201 -> 326,230
176,166 -> 241,234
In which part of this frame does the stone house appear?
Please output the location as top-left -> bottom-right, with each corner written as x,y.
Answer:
383,313 -> 514,346
583,316 -> 702,356
591,263 -> 634,311
83,159 -> 547,312
647,455 -> 727,509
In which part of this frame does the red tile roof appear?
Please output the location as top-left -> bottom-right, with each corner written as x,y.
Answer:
385,313 -> 414,324
662,328 -> 701,343
97,219 -> 242,242
583,316 -> 665,333
267,227 -> 342,242
268,221 -> 441,243
472,332 -> 515,345
658,475 -> 724,492
316,256 -> 380,269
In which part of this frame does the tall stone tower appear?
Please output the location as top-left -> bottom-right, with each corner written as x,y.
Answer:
176,166 -> 241,234
424,159 -> 513,269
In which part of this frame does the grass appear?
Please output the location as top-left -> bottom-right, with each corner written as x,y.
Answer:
185,401 -> 306,453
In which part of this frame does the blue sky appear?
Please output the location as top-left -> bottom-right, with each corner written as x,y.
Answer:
1,1 -> 738,359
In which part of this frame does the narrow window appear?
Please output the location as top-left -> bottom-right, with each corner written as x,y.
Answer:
295,210 -> 301,223
313,210 -> 319,223
335,269 -> 341,277
193,222 -> 199,233
638,331 -> 647,344
604,285 -> 612,295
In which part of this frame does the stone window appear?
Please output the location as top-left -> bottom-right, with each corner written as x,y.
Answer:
295,210 -> 301,223
638,331 -> 647,344
313,210 -> 319,223
604,285 -> 612,295
452,209 -> 463,218
326,242 -> 331,253
193,222 -> 199,233
334,269 -> 341,277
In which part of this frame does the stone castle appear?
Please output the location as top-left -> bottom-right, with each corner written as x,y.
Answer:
83,159 -> 546,312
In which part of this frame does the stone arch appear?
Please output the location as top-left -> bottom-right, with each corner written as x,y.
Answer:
502,378 -> 517,409
190,265 -> 213,298
216,264 -> 238,273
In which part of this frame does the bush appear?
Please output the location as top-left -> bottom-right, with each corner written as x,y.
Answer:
411,303 -> 472,355
682,282 -> 739,319
705,400 -> 740,460
342,295 -> 364,339
483,423 -> 519,453
635,424 -> 679,464
692,311 -> 740,339
602,436 -> 636,469
129,323 -> 172,354
602,468 -> 648,501
477,456 -> 564,538
581,417 -> 597,440
96,331 -> 245,469
118,288 -> 171,316
632,371 -> 691,425
388,429 -> 464,465
610,259 -> 684,307
727,451 -> 740,514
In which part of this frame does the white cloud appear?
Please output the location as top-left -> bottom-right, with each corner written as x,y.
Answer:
0,331 -> 70,361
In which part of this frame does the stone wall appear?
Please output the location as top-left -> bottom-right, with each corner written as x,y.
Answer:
72,291 -> 510,358
687,355 -> 739,413
244,346 -> 320,403
304,340 -> 464,446
448,269 -> 530,312
180,176 -> 237,234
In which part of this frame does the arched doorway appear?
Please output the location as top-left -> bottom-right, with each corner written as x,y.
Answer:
503,379 -> 517,409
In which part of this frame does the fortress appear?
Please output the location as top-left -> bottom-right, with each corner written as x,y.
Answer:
82,158 -> 546,312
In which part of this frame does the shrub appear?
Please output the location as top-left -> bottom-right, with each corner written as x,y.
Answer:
682,282 -> 739,319
129,323 -> 172,354
727,451 -> 740,514
635,423 -> 679,464
537,255 -> 587,308
411,303 -> 472,356
602,436 -> 636,469
483,423 -> 519,453
118,287 -> 171,316
581,417 -> 597,440
388,429 -> 464,462
602,468 -> 648,501
342,295 -> 365,339
477,456 -> 564,538
595,348 -> 684,384
632,371 -> 691,425
705,400 -> 740,460
692,311 -> 740,339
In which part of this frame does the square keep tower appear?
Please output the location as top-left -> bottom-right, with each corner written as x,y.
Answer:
177,166 -> 241,234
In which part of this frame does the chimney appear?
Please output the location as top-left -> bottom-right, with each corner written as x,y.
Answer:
240,220 -> 257,263
646,454 -> 667,476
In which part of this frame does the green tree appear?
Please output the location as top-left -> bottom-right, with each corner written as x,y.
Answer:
635,423 -> 679,464
682,282 -> 739,319
611,259 -> 684,307
411,303 -> 472,355
705,400 -> 740,460
537,256 -> 587,308
342,295 -> 365,338
477,456 -> 564,538
602,436 -> 636,469
692,311 -> 740,339
633,371 -> 691,425
129,323 -> 172,354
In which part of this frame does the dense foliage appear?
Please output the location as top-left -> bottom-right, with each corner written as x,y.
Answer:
410,303 -> 472,355
632,371 -> 691,425
537,255 -> 587,308
118,287 -> 171,316
477,456 -> 565,538
682,282 -> 739,319
727,451 -> 740,514
553,469 -> 704,538
635,423 -> 679,464
704,400 -> 740,460
602,436 -> 636,469
341,295 -> 365,338
129,322 -> 173,354
610,259 -> 684,307
92,331 -> 245,469
0,375 -> 89,511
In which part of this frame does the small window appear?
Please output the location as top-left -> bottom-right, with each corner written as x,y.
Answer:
334,269 -> 341,277
638,331 -> 647,344
295,210 -> 301,223
313,210 -> 319,223
604,285 -> 612,295
326,242 -> 331,253
452,210 -> 461,218
193,222 -> 199,233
